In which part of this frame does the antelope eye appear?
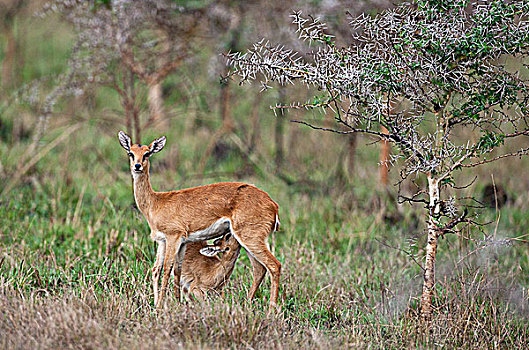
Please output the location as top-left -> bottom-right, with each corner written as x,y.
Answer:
127,152 -> 134,158
143,152 -> 152,161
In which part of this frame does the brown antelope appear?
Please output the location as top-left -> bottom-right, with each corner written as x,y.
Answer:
117,131 -> 281,311
181,232 -> 241,300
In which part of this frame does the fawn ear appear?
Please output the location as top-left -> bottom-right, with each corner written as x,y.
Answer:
149,136 -> 166,154
199,246 -> 222,257
213,233 -> 232,246
118,131 -> 131,151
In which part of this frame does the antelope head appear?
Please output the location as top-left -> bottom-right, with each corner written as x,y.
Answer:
118,131 -> 166,177
199,233 -> 236,258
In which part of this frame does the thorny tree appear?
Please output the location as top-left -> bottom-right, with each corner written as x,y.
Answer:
227,0 -> 529,320
41,0 -> 204,142
199,0 -> 396,173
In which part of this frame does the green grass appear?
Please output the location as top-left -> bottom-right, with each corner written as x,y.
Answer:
1,11 -> 529,350
1,124 -> 528,348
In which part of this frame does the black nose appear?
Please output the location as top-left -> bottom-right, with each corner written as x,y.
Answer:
134,163 -> 141,170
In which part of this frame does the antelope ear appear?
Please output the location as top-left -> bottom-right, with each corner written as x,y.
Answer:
213,233 -> 232,246
118,131 -> 131,151
199,246 -> 222,257
149,136 -> 166,154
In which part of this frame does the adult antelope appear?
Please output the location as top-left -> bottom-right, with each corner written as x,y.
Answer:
117,131 -> 281,311
181,232 -> 241,300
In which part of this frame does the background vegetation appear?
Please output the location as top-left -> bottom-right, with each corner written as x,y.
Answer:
1,0 -> 528,348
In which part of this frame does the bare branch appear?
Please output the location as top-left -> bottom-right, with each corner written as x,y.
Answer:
461,148 -> 529,168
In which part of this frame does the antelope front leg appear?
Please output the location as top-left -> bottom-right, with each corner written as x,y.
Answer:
152,240 -> 166,306
157,236 -> 182,308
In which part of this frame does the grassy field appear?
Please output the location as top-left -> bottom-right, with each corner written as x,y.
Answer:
1,9 -> 529,350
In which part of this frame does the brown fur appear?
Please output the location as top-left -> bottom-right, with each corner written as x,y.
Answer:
181,234 -> 241,300
118,132 -> 281,311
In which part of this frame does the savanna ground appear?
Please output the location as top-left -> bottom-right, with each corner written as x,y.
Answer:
1,6 -> 529,349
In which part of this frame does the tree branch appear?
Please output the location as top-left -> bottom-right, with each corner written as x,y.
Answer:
461,148 -> 529,168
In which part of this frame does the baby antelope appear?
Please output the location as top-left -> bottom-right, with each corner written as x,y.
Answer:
181,233 -> 241,300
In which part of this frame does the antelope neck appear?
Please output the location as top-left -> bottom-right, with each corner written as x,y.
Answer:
133,170 -> 155,215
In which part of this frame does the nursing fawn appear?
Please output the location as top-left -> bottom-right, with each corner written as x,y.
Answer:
181,233 -> 241,300
117,131 -> 281,311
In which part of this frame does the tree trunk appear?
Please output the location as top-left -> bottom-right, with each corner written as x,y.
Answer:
148,83 -> 167,128
133,106 -> 141,143
248,90 -> 262,154
125,102 -> 133,139
421,175 -> 441,321
197,9 -> 243,173
197,76 -> 234,173
1,23 -> 17,90
219,76 -> 234,132
379,127 -> 390,188
275,86 -> 286,169
347,133 -> 357,177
